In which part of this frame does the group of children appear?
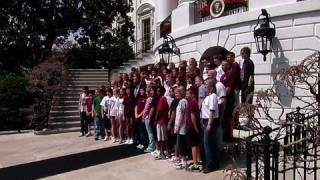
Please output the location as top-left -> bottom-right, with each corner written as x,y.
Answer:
78,47 -> 255,173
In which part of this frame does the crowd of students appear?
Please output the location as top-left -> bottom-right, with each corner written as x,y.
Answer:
78,47 -> 255,173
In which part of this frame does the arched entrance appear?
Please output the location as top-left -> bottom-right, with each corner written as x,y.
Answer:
199,46 -> 229,72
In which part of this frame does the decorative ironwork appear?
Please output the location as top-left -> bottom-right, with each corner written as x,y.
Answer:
253,9 -> 276,61
246,104 -> 320,180
158,34 -> 180,67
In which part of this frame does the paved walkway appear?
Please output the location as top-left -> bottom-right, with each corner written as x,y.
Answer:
0,132 -> 242,180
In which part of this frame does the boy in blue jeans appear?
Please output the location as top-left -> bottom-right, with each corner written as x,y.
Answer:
92,89 -> 105,140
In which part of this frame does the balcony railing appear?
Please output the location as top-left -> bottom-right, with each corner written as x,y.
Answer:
130,31 -> 155,57
193,0 -> 249,24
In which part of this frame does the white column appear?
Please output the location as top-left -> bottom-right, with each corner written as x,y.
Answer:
172,0 -> 194,32
156,0 -> 172,23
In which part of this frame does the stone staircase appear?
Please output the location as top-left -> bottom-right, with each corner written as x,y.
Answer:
43,69 -> 108,134
110,51 -> 155,79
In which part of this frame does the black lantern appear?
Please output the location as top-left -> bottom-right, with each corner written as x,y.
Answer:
254,9 -> 276,61
158,34 -> 180,67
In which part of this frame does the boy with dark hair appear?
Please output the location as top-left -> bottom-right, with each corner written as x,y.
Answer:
186,89 -> 202,172
154,86 -> 169,160
79,86 -> 89,137
85,90 -> 94,137
101,88 -> 112,141
240,47 -> 254,104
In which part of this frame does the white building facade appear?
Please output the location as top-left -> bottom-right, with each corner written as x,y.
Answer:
112,0 -> 320,122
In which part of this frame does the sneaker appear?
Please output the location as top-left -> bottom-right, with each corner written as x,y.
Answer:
174,161 -> 182,166
144,148 -> 153,153
187,164 -> 201,173
85,133 -> 91,137
164,150 -> 169,156
136,144 -> 144,149
104,136 -> 108,141
125,139 -> 130,144
169,156 -> 179,163
176,161 -> 187,170
165,154 -> 171,159
155,154 -> 166,160
94,137 -> 99,141
79,133 -> 84,137
151,150 -> 160,157
129,139 -> 134,144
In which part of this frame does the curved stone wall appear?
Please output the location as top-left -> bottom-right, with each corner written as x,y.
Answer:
151,0 -> 320,123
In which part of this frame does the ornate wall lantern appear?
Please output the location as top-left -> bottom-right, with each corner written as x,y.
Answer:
158,34 -> 180,67
253,9 -> 276,61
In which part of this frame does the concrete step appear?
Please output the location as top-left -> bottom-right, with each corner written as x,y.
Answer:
54,96 -> 79,101
47,68 -> 108,134
68,81 -> 107,85
54,98 -> 79,103
49,121 -> 80,129
70,77 -> 108,81
61,89 -> 97,94
54,100 -> 78,106
69,69 -> 108,72
60,91 -> 83,95
35,127 -> 81,135
65,84 -> 102,88
50,110 -> 79,116
51,105 -> 78,111
50,115 -> 79,122
69,74 -> 108,78
69,70 -> 108,73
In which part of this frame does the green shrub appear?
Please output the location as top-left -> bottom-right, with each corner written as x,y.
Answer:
0,75 -> 31,108
29,52 -> 69,130
0,75 -> 33,131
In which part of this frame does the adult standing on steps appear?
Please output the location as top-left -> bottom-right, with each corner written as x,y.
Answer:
239,47 -> 255,104
201,79 -> 220,173
79,86 -> 89,137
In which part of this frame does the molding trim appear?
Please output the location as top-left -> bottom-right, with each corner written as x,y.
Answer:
153,0 -> 320,50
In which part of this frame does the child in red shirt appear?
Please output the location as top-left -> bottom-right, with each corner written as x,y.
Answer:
154,86 -> 169,160
86,90 -> 94,136
135,88 -> 147,149
186,89 -> 202,172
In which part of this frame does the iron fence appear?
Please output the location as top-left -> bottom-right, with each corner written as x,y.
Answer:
246,104 -> 320,180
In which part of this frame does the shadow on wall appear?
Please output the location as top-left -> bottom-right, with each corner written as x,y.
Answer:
0,145 -> 144,180
271,37 -> 293,107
